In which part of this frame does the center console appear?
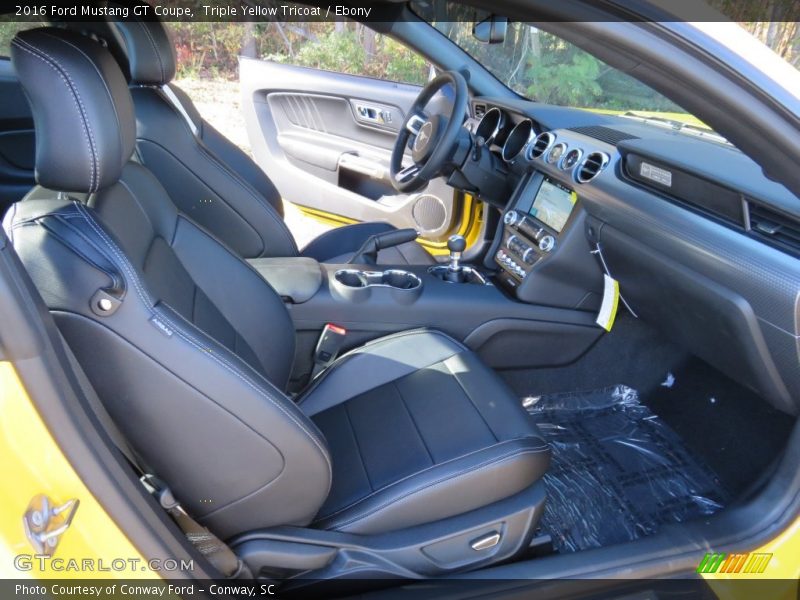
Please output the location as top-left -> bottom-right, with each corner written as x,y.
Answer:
279,260 -> 600,389
495,176 -> 574,286
249,170 -> 606,390
490,171 -> 603,309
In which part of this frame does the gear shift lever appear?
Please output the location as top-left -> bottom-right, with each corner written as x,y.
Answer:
446,234 -> 467,282
428,234 -> 487,285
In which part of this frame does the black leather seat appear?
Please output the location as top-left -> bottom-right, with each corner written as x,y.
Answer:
86,18 -> 434,265
7,28 -> 547,576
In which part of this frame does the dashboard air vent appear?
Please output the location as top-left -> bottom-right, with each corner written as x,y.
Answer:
473,103 -> 487,119
529,132 -> 555,159
576,151 -> 610,183
568,125 -> 638,146
749,203 -> 800,254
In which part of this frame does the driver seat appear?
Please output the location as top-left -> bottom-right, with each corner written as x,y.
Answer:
75,18 -> 435,265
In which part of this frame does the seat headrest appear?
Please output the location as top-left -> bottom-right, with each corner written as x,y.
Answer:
111,19 -> 176,85
12,28 -> 136,194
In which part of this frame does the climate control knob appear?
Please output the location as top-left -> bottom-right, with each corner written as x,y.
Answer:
539,235 -> 556,253
503,210 -> 519,226
522,247 -> 537,264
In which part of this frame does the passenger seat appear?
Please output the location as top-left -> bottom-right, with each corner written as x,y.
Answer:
7,28 -> 548,578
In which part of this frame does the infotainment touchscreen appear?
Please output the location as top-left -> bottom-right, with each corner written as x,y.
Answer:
529,177 -> 577,232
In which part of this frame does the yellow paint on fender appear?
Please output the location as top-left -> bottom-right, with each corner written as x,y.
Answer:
0,362 -> 155,579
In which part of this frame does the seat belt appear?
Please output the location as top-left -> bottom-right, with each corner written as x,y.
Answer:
139,475 -> 244,578
57,333 -> 245,578
311,323 -> 348,378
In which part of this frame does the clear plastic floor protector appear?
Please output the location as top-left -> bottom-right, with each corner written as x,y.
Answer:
525,385 -> 728,553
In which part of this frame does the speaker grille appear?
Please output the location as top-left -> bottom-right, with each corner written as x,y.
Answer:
412,195 -> 447,232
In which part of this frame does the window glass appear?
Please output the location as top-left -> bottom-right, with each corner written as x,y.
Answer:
0,23 -> 43,58
170,22 -> 431,86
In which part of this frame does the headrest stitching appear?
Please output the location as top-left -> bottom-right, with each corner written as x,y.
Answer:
13,38 -> 99,192
136,20 -> 164,84
38,30 -> 130,185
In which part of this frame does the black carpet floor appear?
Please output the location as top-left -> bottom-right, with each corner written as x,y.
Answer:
643,357 -> 795,498
501,313 -> 796,500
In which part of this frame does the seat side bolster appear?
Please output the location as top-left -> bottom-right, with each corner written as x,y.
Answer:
298,329 -> 467,417
132,87 -> 297,259
313,437 -> 550,535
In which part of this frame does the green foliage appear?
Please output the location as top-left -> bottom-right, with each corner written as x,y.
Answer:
289,30 -> 366,74
383,38 -> 429,86
525,49 -> 602,107
0,22 -> 41,57
169,21 -> 430,85
267,29 -> 429,85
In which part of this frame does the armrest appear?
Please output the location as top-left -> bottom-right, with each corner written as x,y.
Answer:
247,257 -> 322,303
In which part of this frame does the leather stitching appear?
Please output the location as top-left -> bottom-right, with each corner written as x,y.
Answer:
38,30 -> 131,184
73,203 -> 332,490
320,447 -> 548,531
136,20 -> 165,84
150,88 -> 298,256
297,329 -> 465,407
13,38 -> 99,192
342,400 -> 374,492
443,358 -> 499,443
391,380 -> 434,464
313,437 -> 547,523
135,138 -> 266,249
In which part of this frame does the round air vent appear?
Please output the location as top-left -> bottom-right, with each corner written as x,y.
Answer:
546,142 -> 567,165
412,195 -> 447,233
561,148 -> 583,171
576,151 -> 611,183
528,132 -> 555,159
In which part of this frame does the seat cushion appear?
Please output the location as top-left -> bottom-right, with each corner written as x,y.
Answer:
300,221 -> 436,265
298,330 -> 549,535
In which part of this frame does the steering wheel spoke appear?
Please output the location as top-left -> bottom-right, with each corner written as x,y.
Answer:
405,112 -> 427,135
395,163 -> 421,183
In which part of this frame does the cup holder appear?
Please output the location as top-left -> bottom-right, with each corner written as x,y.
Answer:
333,269 -> 422,303
334,270 -> 369,288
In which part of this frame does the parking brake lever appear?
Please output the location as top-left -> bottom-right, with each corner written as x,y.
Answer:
348,228 -> 420,265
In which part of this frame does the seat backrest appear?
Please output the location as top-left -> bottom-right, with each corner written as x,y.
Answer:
7,28 -> 331,538
84,18 -> 296,260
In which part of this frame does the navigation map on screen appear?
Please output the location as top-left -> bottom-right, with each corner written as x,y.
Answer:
529,178 -> 576,232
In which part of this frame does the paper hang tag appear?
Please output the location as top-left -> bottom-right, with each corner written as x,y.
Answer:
596,274 -> 620,332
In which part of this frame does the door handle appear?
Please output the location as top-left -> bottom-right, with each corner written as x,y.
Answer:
353,103 -> 393,126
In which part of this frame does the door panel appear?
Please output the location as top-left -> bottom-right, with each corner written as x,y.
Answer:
240,59 -> 458,241
0,60 -> 36,216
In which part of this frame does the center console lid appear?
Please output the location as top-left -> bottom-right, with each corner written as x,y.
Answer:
248,257 -> 322,303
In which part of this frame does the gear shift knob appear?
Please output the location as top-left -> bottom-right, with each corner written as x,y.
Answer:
447,234 -> 467,254
447,234 -> 466,277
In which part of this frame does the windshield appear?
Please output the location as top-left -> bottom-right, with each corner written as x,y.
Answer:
412,3 -> 743,137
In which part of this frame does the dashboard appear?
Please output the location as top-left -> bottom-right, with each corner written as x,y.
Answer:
454,97 -> 800,416
459,103 -> 617,296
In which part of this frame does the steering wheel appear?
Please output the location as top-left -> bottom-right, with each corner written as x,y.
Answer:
390,70 -> 469,193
